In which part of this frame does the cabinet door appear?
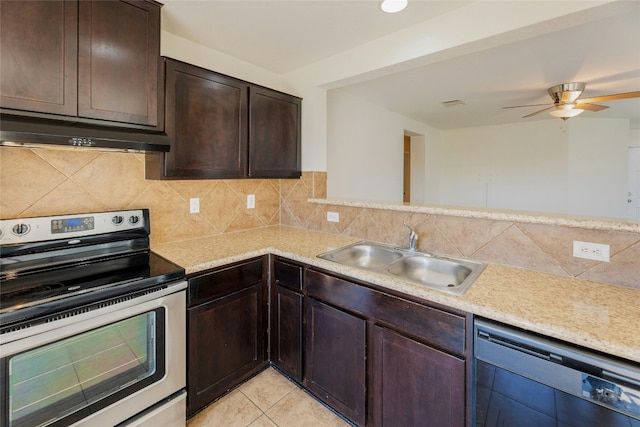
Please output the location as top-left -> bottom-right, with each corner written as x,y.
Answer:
163,59 -> 248,178
271,285 -> 303,382
371,325 -> 466,427
78,0 -> 162,128
0,1 -> 78,116
305,298 -> 366,426
187,283 -> 264,415
249,87 -> 301,178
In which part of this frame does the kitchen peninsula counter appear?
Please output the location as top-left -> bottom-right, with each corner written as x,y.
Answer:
152,226 -> 640,364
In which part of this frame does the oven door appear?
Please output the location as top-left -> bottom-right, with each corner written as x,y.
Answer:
0,281 -> 187,427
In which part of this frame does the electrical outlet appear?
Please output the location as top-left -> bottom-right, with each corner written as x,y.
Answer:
190,198 -> 200,214
573,241 -> 610,262
247,194 -> 255,209
327,212 -> 339,222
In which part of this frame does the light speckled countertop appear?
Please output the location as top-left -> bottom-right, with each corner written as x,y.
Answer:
152,226 -> 640,364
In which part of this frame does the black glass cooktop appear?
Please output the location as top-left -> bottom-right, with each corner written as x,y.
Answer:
0,251 -> 184,329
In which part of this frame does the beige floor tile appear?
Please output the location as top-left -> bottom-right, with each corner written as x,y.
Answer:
187,389 -> 262,427
248,414 -> 278,427
327,416 -> 352,427
266,388 -> 348,427
239,368 -> 296,411
187,369 -> 351,427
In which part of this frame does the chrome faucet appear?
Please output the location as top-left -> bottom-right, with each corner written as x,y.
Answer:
403,223 -> 418,251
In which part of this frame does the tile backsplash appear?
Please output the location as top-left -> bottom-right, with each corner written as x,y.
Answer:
281,172 -> 640,290
0,148 -> 282,244
1,147 -> 637,289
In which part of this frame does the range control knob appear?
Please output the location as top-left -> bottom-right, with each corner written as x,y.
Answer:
112,215 -> 124,226
11,223 -> 30,236
128,215 -> 140,225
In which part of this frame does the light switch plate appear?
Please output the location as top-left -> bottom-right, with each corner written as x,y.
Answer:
247,194 -> 255,209
327,212 -> 339,222
190,198 -> 200,214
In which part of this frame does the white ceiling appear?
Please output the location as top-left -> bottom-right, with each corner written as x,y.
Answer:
160,0 -> 640,129
160,0 -> 471,74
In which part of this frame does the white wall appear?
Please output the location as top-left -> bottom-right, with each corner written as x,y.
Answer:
435,118 -> 630,218
438,121 -> 569,213
327,89 -> 438,202
567,118 -> 629,218
326,92 -> 632,218
631,127 -> 640,146
161,31 -> 287,93
327,90 -> 401,201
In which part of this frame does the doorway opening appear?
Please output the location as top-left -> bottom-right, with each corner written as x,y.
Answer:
403,135 -> 411,203
403,131 -> 425,204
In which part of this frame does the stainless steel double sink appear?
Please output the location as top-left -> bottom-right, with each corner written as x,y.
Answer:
317,241 -> 485,295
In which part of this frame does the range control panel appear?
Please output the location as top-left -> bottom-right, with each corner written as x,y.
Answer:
0,210 -> 146,245
51,216 -> 95,234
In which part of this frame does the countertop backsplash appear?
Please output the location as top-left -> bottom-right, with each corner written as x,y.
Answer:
1,146 -> 638,289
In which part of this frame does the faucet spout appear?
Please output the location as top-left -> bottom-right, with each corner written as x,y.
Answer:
403,223 -> 419,251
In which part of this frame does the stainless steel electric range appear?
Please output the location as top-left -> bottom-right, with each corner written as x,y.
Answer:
0,209 -> 187,427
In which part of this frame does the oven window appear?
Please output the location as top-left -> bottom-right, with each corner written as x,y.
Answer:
5,309 -> 165,427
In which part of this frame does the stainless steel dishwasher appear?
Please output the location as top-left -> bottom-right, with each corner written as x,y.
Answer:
474,318 -> 640,427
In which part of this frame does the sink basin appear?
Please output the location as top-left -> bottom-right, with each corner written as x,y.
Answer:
386,256 -> 474,290
318,243 -> 403,270
318,241 -> 485,295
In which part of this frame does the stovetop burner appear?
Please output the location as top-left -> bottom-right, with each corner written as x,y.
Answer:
2,282 -> 68,303
0,209 -> 185,330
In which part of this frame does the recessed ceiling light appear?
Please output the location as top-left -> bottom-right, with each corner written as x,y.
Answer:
380,0 -> 407,13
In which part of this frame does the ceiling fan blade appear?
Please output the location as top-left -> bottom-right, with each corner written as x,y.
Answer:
502,103 -> 552,109
577,91 -> 640,104
523,106 -> 555,118
560,91 -> 578,103
577,103 -> 609,112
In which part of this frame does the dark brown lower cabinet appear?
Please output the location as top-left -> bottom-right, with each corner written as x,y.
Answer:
187,257 -> 268,416
304,298 -> 367,426
271,284 -> 303,381
304,267 -> 471,427
270,257 -> 305,382
186,257 -> 470,425
371,325 -> 466,427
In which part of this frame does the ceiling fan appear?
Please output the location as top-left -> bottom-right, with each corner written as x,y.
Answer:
503,82 -> 640,120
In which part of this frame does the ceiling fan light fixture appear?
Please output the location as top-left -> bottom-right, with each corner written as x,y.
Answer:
549,108 -> 584,119
380,0 -> 407,13
548,82 -> 586,103
556,102 -> 577,110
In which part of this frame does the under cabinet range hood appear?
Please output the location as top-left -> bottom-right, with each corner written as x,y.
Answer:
0,116 -> 171,153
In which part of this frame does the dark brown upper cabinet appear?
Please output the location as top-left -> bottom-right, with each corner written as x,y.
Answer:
158,59 -> 249,179
0,0 -> 163,130
1,1 -> 78,117
249,87 -> 302,178
146,58 -> 302,180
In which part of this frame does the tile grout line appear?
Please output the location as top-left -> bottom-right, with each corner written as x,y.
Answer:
238,370 -> 299,426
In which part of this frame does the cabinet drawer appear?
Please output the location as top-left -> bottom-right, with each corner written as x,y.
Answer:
273,259 -> 303,291
188,258 -> 264,307
305,269 -> 466,356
